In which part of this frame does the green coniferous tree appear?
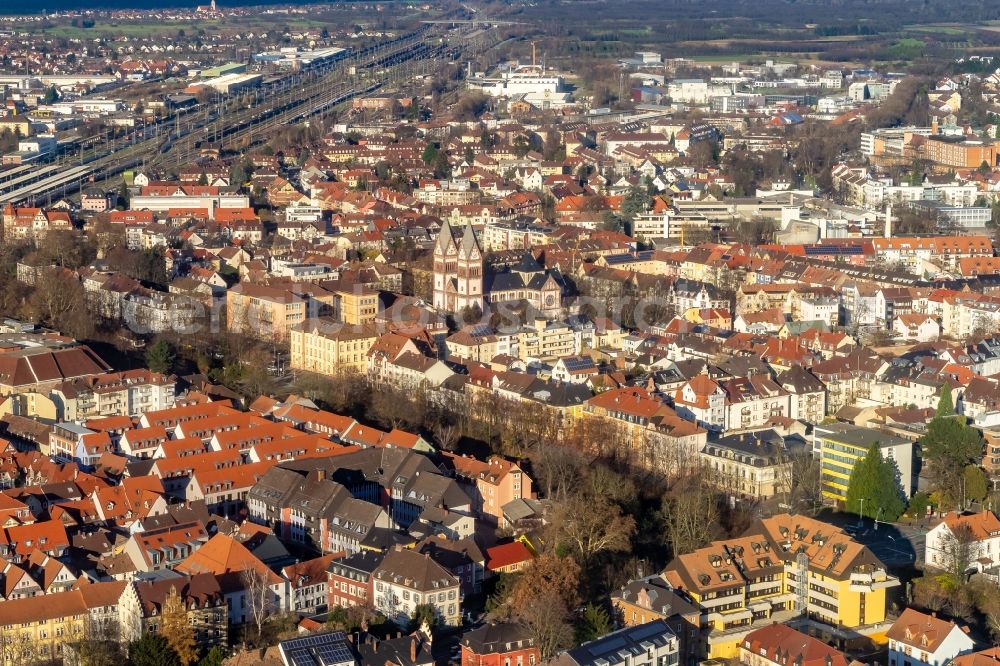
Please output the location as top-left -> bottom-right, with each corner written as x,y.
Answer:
845,442 -> 906,521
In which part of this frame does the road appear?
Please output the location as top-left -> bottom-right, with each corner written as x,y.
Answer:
815,509 -> 926,569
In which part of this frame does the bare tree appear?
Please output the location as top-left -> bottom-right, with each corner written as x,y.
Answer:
0,629 -> 37,666
241,567 -> 276,646
532,443 -> 586,501
433,422 -> 460,452
938,523 -> 976,586
75,616 -> 124,666
550,491 -> 636,568
662,469 -> 721,556
518,591 -> 575,660
776,450 -> 823,516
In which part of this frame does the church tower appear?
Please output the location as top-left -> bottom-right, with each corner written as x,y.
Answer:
432,220 -> 484,314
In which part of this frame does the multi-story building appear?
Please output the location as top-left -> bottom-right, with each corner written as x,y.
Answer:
461,623 -> 540,666
886,608 -> 975,666
247,465 -> 393,555
290,319 -> 378,376
372,546 -> 462,627
416,179 -> 481,206
583,387 -> 707,475
547,621 -> 679,666
921,136 -> 997,169
227,283 -> 309,342
51,369 -> 176,421
228,283 -> 336,343
330,286 -> 379,326
445,454 -> 533,526
739,624 -> 854,666
515,318 -> 578,362
118,573 -> 229,649
122,521 -> 210,573
872,236 -> 993,273
721,376 -> 790,432
662,513 -> 899,659
699,430 -> 800,500
777,366 -> 826,424
1,205 -> 73,242
284,554 -> 336,615
327,550 -> 381,610
814,423 -> 914,502
0,341 -> 111,397
612,576 -> 701,666
673,375 -> 726,431
925,511 -> 1000,576
0,582 -> 125,665
481,220 -> 556,252
444,327 -> 515,363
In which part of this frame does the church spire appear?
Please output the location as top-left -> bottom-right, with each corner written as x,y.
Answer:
435,219 -> 455,254
460,222 -> 480,258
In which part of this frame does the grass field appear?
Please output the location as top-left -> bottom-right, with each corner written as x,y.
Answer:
904,24 -> 968,35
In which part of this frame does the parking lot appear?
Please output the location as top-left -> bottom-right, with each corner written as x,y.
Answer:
815,509 -> 927,568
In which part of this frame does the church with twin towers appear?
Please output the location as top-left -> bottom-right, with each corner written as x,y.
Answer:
432,220 -> 563,318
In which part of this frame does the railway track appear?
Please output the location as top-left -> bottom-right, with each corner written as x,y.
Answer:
4,20 -> 500,206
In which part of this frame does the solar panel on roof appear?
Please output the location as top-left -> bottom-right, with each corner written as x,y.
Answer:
288,648 -> 314,666
281,632 -> 354,666
627,621 -> 667,642
591,637 -> 628,656
561,357 -> 593,372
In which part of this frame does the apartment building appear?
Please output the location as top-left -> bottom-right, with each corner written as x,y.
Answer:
739,624 -> 854,666
515,318 -> 579,362
445,454 -> 533,526
662,513 -> 899,659
247,464 -> 393,554
372,546 -> 462,627
461,623 -> 540,666
227,283 -> 334,342
814,423 -> 914,502
481,220 -> 556,252
330,285 -> 379,326
327,550 -> 381,610
0,582 -> 125,665
925,511 -> 1000,576
119,574 -> 229,648
612,576 -> 701,666
721,376 -> 790,432
921,136 -> 997,169
290,319 -> 378,376
547,621 -> 679,666
699,431 -> 799,500
52,369 -> 176,421
886,608 -> 975,666
872,236 -> 993,273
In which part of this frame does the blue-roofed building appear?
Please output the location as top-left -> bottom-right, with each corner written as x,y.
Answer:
279,631 -> 356,666
547,620 -> 679,666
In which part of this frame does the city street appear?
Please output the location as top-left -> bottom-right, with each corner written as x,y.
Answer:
815,509 -> 927,568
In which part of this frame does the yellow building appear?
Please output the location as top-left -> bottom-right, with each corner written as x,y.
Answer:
0,581 -> 125,665
331,286 -> 379,326
226,283 -> 312,342
814,423 -> 914,503
662,513 -> 899,660
289,318 -> 378,376
516,318 -> 577,362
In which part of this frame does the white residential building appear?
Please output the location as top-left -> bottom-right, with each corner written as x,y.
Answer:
886,608 -> 975,666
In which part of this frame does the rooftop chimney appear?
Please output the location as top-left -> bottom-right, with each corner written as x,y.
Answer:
410,637 -> 418,663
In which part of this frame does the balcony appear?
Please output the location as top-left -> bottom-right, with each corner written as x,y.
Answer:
849,571 -> 900,592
